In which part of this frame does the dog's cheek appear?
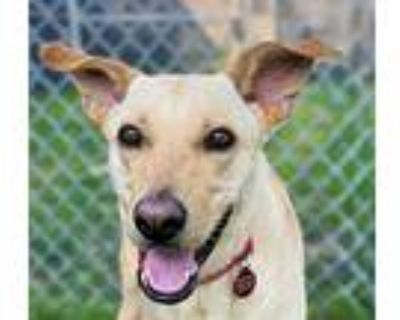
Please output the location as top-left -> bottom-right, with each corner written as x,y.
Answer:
187,153 -> 249,239
218,148 -> 256,194
108,144 -> 141,205
108,145 -> 128,195
176,176 -> 219,246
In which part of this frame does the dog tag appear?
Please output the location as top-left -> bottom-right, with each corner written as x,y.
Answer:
233,266 -> 257,298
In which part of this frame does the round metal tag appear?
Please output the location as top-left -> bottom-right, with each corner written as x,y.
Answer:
232,266 -> 257,298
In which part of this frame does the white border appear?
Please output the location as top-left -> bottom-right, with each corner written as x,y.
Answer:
376,0 -> 400,319
0,0 -> 398,319
0,0 -> 28,319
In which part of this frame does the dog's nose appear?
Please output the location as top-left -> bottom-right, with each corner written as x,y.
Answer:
134,190 -> 186,243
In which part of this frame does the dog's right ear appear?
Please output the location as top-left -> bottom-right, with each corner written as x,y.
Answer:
40,42 -> 137,126
226,38 -> 338,129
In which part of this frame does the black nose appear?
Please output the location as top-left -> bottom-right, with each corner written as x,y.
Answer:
134,190 -> 186,243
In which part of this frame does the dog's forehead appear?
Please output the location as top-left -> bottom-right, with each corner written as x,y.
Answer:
107,74 -> 253,122
121,73 -> 245,114
105,73 -> 259,138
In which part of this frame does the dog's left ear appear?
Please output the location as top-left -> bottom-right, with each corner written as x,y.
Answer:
40,42 -> 138,126
226,38 -> 338,128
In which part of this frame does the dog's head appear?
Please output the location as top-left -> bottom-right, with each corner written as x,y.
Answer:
40,39 -> 335,304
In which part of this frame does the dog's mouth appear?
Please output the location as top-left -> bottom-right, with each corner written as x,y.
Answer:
137,205 -> 234,305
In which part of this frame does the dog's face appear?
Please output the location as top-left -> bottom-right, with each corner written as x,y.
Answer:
106,74 -> 261,246
40,39 -> 335,304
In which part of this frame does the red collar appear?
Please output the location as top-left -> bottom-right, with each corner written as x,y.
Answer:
199,238 -> 254,285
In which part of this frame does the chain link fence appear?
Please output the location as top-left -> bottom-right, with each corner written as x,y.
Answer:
30,0 -> 374,318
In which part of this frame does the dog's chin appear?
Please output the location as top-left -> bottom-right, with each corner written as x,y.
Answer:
136,205 -> 234,305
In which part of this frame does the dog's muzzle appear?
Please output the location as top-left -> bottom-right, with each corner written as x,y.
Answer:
137,204 -> 234,305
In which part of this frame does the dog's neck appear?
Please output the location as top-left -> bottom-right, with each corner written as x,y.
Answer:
199,237 -> 254,285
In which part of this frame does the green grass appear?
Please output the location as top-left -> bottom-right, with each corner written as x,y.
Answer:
30,76 -> 374,319
29,290 -> 372,320
30,296 -> 116,320
309,296 -> 371,320
29,295 -> 371,320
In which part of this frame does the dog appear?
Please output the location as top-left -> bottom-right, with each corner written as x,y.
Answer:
40,38 -> 335,320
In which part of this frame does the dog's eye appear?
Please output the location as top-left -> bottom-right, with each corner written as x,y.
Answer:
118,124 -> 144,148
203,127 -> 236,152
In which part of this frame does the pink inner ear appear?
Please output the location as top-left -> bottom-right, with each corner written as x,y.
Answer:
81,91 -> 119,111
103,91 -> 121,107
75,69 -> 124,108
256,69 -> 285,102
255,70 -> 290,105
254,67 -> 296,119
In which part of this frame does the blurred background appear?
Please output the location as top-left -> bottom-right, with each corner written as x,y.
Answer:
29,0 -> 374,319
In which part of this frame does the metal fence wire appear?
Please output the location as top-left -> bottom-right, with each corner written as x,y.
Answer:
30,0 -> 374,317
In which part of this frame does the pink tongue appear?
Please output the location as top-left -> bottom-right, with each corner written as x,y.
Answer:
141,247 -> 198,294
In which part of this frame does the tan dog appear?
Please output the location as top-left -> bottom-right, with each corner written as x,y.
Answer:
40,39 -> 335,320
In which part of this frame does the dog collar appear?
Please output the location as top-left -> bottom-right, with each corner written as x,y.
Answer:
199,238 -> 256,297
